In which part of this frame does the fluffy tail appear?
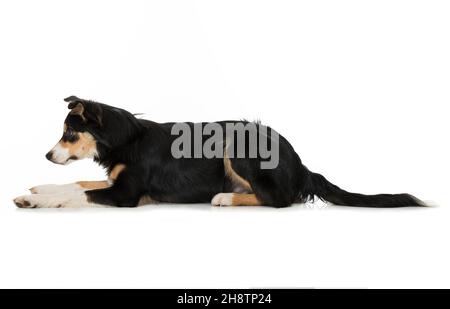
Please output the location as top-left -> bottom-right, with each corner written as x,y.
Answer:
299,171 -> 425,207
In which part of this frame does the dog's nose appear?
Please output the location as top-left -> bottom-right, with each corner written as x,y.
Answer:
46,151 -> 53,161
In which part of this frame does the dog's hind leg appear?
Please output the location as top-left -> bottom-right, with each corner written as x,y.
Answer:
225,157 -> 294,208
30,181 -> 109,194
211,193 -> 262,206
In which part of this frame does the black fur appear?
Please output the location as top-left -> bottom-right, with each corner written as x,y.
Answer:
63,96 -> 425,208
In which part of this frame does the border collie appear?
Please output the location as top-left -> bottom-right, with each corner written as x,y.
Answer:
13,96 -> 425,208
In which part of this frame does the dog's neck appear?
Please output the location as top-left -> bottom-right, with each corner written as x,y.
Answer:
94,117 -> 145,171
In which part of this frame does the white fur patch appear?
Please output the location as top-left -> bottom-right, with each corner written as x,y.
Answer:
14,191 -> 104,208
51,143 -> 71,165
211,193 -> 234,206
30,183 -> 83,194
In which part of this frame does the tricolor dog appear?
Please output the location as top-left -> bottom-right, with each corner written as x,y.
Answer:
13,96 -> 425,208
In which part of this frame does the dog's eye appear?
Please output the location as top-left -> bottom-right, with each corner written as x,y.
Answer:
63,128 -> 79,143
64,128 -> 77,139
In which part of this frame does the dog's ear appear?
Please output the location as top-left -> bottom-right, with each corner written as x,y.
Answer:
84,103 -> 103,126
66,96 -> 86,120
66,96 -> 103,126
70,102 -> 85,117
64,96 -> 81,103
65,96 -> 84,111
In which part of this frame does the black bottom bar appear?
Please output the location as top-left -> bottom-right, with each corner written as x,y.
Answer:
1,289 -> 448,306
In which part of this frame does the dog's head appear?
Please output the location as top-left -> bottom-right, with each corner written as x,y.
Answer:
46,96 -> 104,165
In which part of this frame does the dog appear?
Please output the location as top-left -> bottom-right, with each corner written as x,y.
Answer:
13,96 -> 425,208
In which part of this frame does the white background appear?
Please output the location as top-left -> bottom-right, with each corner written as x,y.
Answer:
0,0 -> 449,288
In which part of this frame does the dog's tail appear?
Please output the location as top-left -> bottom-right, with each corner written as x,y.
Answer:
299,170 -> 425,207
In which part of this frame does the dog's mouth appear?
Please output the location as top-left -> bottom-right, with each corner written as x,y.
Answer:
66,155 -> 78,163
60,156 -> 78,165
46,151 -> 78,165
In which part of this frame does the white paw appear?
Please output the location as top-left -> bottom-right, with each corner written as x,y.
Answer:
14,196 -> 36,208
30,183 -> 82,194
14,194 -> 64,208
211,193 -> 234,207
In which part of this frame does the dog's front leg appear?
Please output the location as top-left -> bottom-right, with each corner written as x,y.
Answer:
85,184 -> 142,208
30,181 -> 110,194
14,191 -> 105,208
15,181 -> 111,208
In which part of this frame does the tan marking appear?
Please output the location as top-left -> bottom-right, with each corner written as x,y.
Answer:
224,156 -> 252,192
76,181 -> 109,190
109,164 -> 126,182
231,193 -> 262,206
138,195 -> 156,206
58,131 -> 98,159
